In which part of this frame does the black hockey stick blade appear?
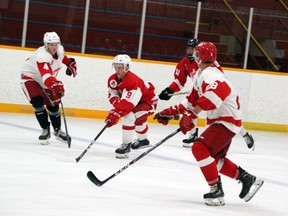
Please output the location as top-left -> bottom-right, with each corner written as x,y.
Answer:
67,136 -> 72,148
87,128 -> 181,187
87,171 -> 105,186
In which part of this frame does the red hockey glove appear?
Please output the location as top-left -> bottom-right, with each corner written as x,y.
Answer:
66,58 -> 77,77
153,105 -> 180,125
105,109 -> 122,128
51,81 -> 65,99
179,110 -> 197,135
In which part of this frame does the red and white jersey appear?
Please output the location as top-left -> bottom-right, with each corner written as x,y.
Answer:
184,66 -> 242,134
20,45 -> 70,89
169,56 -> 223,92
108,71 -> 158,116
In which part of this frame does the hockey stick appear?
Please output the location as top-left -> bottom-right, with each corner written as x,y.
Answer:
167,91 -> 190,97
87,128 -> 181,186
59,93 -> 72,148
75,122 -> 109,162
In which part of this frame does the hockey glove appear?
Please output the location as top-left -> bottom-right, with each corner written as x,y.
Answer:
153,105 -> 180,125
51,81 -> 65,99
105,109 -> 122,128
66,58 -> 77,77
180,110 -> 197,135
158,87 -> 174,100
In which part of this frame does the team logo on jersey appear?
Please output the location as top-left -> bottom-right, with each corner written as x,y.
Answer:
110,79 -> 118,88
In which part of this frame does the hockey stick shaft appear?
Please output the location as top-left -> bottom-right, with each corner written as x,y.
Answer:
75,122 -> 109,162
59,94 -> 71,148
87,128 -> 181,186
167,91 -> 190,97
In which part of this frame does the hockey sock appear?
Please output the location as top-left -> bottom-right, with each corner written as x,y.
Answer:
218,158 -> 239,179
47,105 -> 61,130
192,141 -> 219,186
34,106 -> 49,129
135,124 -> 148,140
31,96 -> 49,129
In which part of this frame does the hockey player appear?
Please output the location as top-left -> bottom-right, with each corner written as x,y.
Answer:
20,32 -> 77,145
158,38 -> 254,150
105,54 -> 158,159
154,42 -> 263,206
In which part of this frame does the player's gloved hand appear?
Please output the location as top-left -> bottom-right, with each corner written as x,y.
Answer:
105,109 -> 122,128
180,110 -> 197,134
51,81 -> 65,99
66,58 -> 77,77
158,87 -> 174,100
153,105 -> 180,125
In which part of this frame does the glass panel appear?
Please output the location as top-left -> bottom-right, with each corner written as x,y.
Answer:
0,0 -> 25,46
142,0 -> 198,62
85,0 -> 142,58
25,0 -> 86,52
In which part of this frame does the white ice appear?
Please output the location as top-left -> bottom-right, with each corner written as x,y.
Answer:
0,113 -> 287,216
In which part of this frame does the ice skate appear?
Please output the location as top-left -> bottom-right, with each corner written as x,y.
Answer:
243,132 -> 255,150
182,128 -> 198,147
131,139 -> 151,149
39,126 -> 51,145
204,176 -> 225,206
238,167 -> 264,202
115,143 -> 131,159
54,128 -> 70,143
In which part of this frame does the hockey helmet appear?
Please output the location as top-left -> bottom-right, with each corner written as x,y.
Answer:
187,38 -> 201,48
195,42 -> 217,64
112,54 -> 131,72
43,32 -> 60,46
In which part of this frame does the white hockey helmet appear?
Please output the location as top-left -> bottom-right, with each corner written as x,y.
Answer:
112,54 -> 131,72
43,32 -> 60,46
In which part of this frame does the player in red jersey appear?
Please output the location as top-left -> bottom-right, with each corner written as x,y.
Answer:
20,32 -> 77,145
159,39 -> 254,150
105,54 -> 158,159
154,42 -> 263,206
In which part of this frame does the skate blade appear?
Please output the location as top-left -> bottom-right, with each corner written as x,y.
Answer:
205,197 -> 225,206
55,136 -> 68,143
115,153 -> 129,159
40,139 -> 50,145
243,178 -> 264,202
131,144 -> 151,150
183,143 -> 192,148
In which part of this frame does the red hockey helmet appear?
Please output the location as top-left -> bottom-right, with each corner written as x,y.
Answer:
195,42 -> 217,64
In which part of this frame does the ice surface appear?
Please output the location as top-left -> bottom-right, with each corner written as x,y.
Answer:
0,113 -> 287,216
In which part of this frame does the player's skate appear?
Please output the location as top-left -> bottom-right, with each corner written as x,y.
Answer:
243,132 -> 255,150
131,139 -> 151,149
182,128 -> 198,148
238,166 -> 264,202
203,176 -> 225,206
115,143 -> 131,159
39,126 -> 51,145
54,128 -> 70,143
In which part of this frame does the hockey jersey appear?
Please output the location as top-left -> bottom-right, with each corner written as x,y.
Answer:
183,66 -> 242,134
108,71 -> 158,116
169,56 -> 222,92
20,45 -> 70,89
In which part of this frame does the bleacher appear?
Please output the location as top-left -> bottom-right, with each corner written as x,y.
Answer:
0,0 -> 287,71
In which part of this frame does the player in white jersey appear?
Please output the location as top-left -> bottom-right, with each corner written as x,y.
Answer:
20,32 -> 77,144
158,38 -> 254,150
154,42 -> 263,206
